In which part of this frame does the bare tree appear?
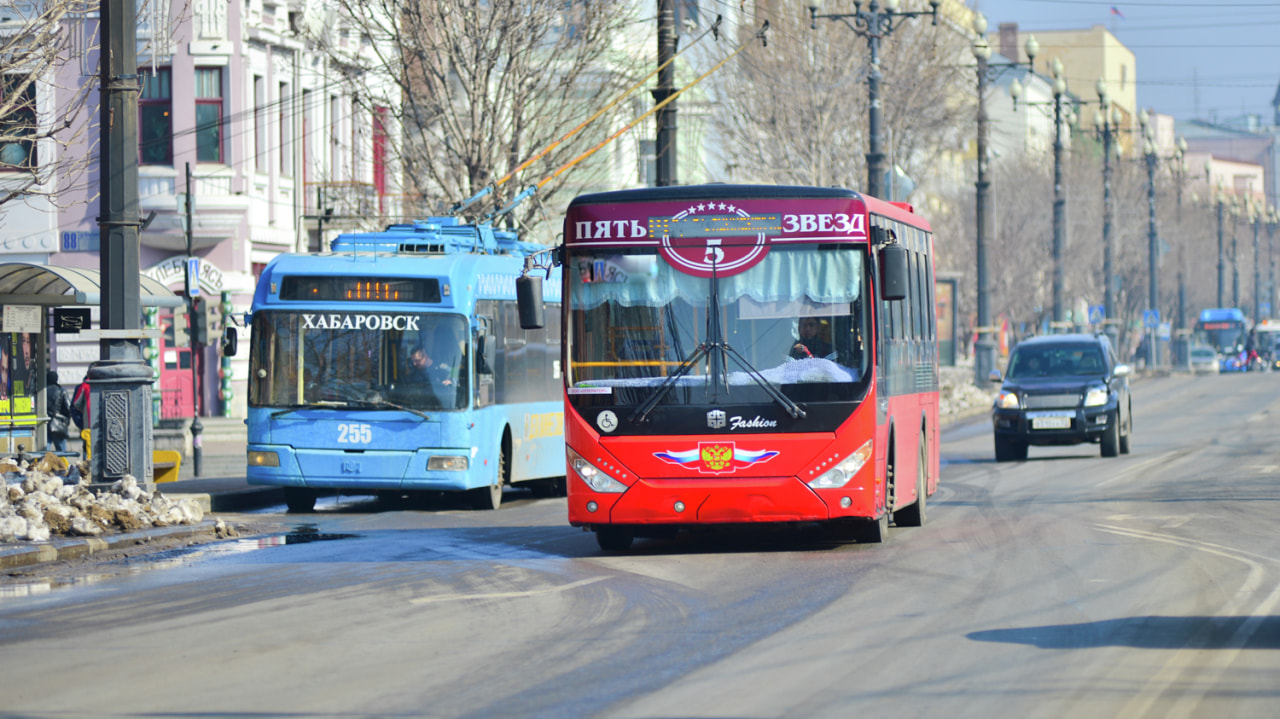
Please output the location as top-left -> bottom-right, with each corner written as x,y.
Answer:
0,0 -> 98,211
328,0 -> 638,237
708,2 -> 970,193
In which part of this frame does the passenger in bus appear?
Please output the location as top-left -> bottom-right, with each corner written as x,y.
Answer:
789,317 -> 833,360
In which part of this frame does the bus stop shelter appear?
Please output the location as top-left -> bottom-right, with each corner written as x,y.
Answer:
0,262 -> 181,453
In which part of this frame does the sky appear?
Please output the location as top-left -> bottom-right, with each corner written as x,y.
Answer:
971,0 -> 1280,125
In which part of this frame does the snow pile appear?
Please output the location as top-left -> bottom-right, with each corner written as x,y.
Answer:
0,453 -> 204,543
939,366 -> 997,424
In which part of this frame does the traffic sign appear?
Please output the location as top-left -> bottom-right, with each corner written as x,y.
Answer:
186,257 -> 200,296
1088,305 -> 1105,324
1143,309 -> 1160,329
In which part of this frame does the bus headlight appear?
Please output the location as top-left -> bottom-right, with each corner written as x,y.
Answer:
1083,386 -> 1109,407
807,439 -> 873,489
568,448 -> 627,493
428,455 -> 469,471
996,391 -> 1020,409
248,450 -> 280,467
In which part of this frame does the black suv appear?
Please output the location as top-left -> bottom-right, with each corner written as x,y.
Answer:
990,333 -> 1132,462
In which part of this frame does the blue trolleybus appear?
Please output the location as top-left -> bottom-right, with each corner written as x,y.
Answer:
246,219 -> 564,511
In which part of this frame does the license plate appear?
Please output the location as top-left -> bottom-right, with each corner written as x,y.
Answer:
1032,416 -> 1071,430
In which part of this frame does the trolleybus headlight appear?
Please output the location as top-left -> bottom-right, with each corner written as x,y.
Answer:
248,450 -> 280,467
428,455 -> 469,471
996,391 -> 1021,409
1083,386 -> 1109,407
807,439 -> 873,489
567,448 -> 627,493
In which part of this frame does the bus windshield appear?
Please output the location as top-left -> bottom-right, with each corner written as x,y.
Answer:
567,244 -> 871,411
248,311 -> 470,411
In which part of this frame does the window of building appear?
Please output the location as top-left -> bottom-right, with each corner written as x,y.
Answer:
253,75 -> 265,173
195,67 -> 223,163
639,139 -> 655,186
138,68 -> 173,165
279,81 -> 291,176
0,74 -> 38,170
373,106 -> 388,214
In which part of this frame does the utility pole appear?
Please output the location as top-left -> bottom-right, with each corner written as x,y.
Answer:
653,0 -> 677,187
185,163 -> 203,476
94,0 -> 155,489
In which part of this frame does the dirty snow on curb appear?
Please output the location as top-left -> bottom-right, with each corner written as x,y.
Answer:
1,454 -> 204,543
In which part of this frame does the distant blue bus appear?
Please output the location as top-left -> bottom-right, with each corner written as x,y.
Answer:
245,219 -> 564,512
1193,307 -> 1247,356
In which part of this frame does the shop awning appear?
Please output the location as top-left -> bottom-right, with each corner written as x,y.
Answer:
0,262 -> 183,307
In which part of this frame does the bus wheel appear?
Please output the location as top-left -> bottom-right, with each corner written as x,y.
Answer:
895,435 -> 928,528
596,526 -> 634,551
284,488 -> 316,513
854,512 -> 889,543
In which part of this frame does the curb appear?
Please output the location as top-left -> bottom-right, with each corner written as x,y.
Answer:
0,522 -> 217,571
167,486 -> 286,513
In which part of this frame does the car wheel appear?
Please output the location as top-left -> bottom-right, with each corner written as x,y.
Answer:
994,436 -> 1027,462
1101,411 -> 1120,457
1119,404 -> 1132,455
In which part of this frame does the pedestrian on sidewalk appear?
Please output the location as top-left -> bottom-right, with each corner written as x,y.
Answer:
45,371 -> 73,452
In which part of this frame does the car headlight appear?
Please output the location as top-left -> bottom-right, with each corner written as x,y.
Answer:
996,390 -> 1020,409
1083,386 -> 1109,407
807,439 -> 873,489
568,448 -> 627,493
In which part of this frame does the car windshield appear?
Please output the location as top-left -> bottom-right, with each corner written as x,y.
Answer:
1007,344 -> 1106,379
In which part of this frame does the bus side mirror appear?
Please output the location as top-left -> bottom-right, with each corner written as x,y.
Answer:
879,244 -> 908,301
221,325 -> 238,356
516,274 -> 545,329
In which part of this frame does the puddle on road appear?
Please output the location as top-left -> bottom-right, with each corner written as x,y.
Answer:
0,526 -> 358,599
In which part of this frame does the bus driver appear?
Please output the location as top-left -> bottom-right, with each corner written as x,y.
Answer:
789,317 -> 833,360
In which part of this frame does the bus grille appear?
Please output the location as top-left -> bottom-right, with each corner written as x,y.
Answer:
1023,393 -> 1080,409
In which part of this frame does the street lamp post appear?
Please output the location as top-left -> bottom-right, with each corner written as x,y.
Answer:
1139,109 -> 1160,368
1206,160 -> 1227,308
1012,57 -> 1069,325
1252,201 -> 1263,324
971,13 -> 1036,385
1232,195 -> 1241,309
807,0 -> 940,198
1093,79 -> 1122,345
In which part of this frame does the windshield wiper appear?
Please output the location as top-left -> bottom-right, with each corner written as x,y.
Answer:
272,398 -> 430,420
629,262 -> 805,424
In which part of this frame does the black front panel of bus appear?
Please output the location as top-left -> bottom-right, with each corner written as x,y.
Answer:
569,394 -> 868,436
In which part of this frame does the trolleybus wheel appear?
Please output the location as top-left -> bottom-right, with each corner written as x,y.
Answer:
596,526 -> 634,551
284,487 -> 316,513
469,444 -> 507,510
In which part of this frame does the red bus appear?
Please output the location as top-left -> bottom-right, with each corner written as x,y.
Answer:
519,184 -> 939,550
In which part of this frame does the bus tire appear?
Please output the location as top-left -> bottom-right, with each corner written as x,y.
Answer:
1101,412 -> 1120,457
854,512 -> 889,543
596,526 -> 634,551
895,433 -> 928,528
284,487 -> 317,513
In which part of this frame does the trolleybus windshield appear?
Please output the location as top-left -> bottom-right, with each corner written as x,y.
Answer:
249,311 -> 470,412
567,244 -> 871,414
